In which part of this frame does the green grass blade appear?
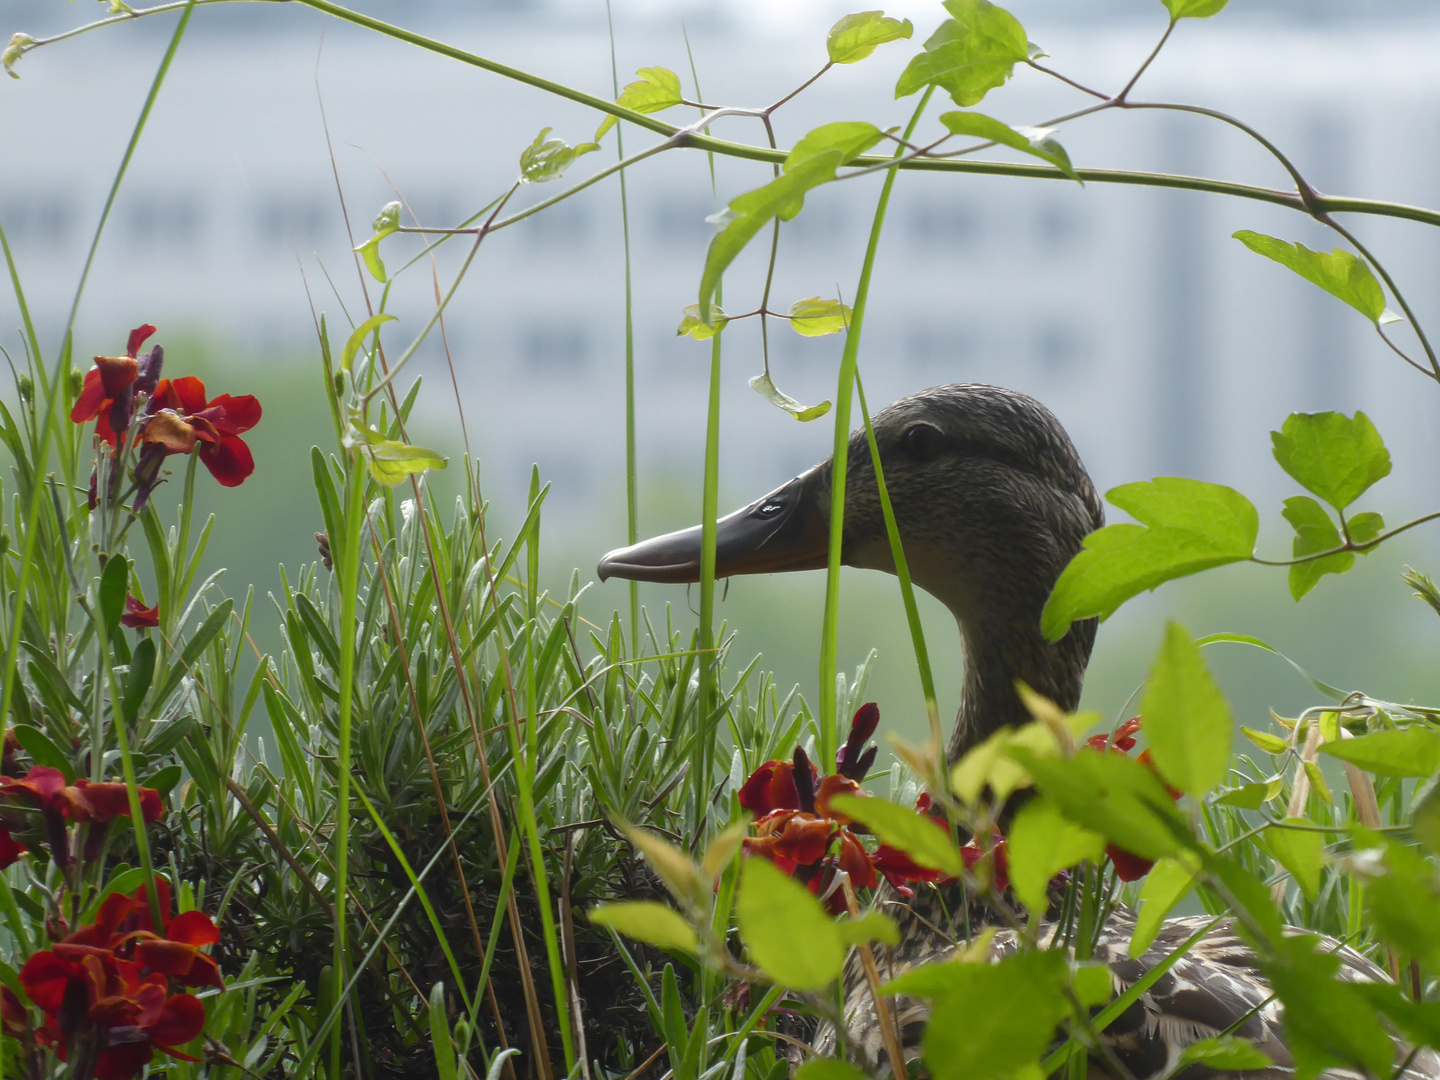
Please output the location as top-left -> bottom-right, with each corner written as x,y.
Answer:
818,86 -> 935,766
856,371 -> 942,750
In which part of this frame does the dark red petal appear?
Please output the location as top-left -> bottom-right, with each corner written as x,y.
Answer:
138,789 -> 163,824
814,774 -> 862,823
179,953 -> 224,992
770,816 -> 833,866
165,910 -> 219,949
19,951 -> 73,1014
133,880 -> 173,933
167,376 -> 209,416
72,782 -> 131,824
120,597 -> 160,630
95,1041 -> 153,1080
1107,844 -> 1155,882
126,325 -> 158,359
135,939 -> 199,979
145,993 -> 205,1047
199,436 -> 254,487
71,369 -> 107,423
0,825 -> 26,869
849,702 -> 880,744
837,829 -> 877,890
207,394 -> 261,435
94,355 -> 140,398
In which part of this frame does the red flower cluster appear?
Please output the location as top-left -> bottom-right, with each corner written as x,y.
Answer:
0,766 -> 162,868
16,879 -> 221,1080
1082,716 -> 1180,881
71,324 -> 261,512
740,704 -> 961,913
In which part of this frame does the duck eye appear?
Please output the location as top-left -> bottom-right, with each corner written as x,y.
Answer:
757,498 -> 786,518
901,424 -> 944,461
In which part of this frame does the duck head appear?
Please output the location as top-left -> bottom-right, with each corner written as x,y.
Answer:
598,384 -> 1104,761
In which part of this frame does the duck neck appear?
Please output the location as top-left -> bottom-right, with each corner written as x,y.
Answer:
946,612 -> 1093,763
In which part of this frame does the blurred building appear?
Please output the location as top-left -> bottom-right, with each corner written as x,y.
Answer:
2,0 -> 1439,550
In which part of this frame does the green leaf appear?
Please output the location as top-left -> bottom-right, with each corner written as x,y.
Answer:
428,982 -> 457,1080
353,201 -> 401,283
914,951 -> 1069,1080
1319,727 -> 1440,778
1365,840 -> 1440,971
676,304 -> 729,340
122,637 -> 155,724
938,110 -> 1079,181
1140,621 -> 1232,797
787,297 -> 852,337
1271,411 -> 1391,512
1130,855 -> 1198,956
1005,798 -> 1104,911
1349,511 -> 1385,548
837,910 -> 901,947
1215,775 -> 1282,809
830,794 -> 962,876
589,901 -> 699,955
1175,1036 -> 1274,1071
1042,478 -> 1258,641
749,373 -> 832,422
1007,747 -> 1185,861
895,0 -> 1030,107
11,725 -> 73,780
1411,777 -> 1440,854
1262,934 -> 1395,1080
1241,726 -> 1289,754
340,314 -> 397,375
827,12 -> 914,64
698,124 -> 882,321
1282,495 -> 1352,600
519,127 -> 598,184
1072,961 -> 1113,1007
1264,819 -> 1324,901
595,67 -> 684,141
624,825 -> 705,908
1233,232 -> 1400,325
1162,0 -> 1230,17
795,1062 -> 869,1080
1303,759 -> 1332,803
344,425 -> 448,487
99,556 -> 129,632
736,857 -> 844,991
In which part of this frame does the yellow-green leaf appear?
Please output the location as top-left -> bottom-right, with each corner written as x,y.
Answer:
676,304 -> 729,340
1320,728 -> 1440,778
736,858 -> 844,990
1130,854 -> 1198,956
827,12 -> 913,64
340,314 -> 397,374
939,110 -> 1079,181
589,901 -> 699,954
596,67 -> 684,141
1140,621 -> 1233,797
1162,0 -> 1230,18
1241,726 -> 1289,755
623,824 -> 705,908
519,127 -> 598,184
346,426 -> 448,487
787,297 -> 852,337
749,373 -> 832,422
1006,798 -> 1104,911
1234,232 -> 1400,325
1265,819 -> 1324,901
353,201 -> 401,283
837,910 -> 900,947
830,794 -> 962,876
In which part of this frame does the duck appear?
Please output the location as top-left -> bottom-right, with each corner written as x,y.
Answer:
596,384 -> 1439,1080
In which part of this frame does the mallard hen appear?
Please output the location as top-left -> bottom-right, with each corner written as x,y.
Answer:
598,384 -> 1438,1080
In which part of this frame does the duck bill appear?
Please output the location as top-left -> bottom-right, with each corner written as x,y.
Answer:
598,465 -> 831,584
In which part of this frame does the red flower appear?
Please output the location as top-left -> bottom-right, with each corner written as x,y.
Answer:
119,596 -> 159,630
870,794 -> 959,897
738,758 -> 807,817
65,880 -> 224,994
837,702 -> 880,780
962,837 -> 1010,893
1081,718 -> 1181,881
141,376 -> 261,487
0,822 -> 26,868
22,946 -> 204,1080
0,766 -> 163,867
70,325 -> 157,446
